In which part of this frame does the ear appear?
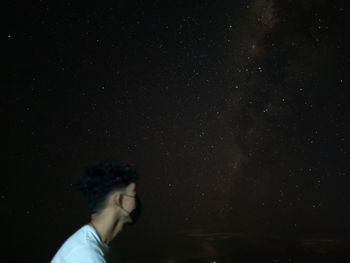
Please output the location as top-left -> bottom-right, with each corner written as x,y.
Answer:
112,191 -> 122,205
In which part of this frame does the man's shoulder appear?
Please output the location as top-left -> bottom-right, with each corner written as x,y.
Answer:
64,245 -> 107,263
51,225 -> 107,263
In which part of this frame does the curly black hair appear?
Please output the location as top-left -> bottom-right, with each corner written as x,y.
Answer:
73,160 -> 139,214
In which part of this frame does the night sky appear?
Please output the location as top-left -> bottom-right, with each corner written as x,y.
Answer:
4,0 -> 350,262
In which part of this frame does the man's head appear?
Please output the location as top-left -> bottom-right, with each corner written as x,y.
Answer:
73,160 -> 141,224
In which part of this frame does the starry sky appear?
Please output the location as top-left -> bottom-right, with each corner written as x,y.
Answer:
4,0 -> 350,262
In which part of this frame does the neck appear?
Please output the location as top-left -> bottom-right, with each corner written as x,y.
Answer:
89,210 -> 124,245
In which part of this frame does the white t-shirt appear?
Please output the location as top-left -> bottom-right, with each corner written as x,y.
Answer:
51,224 -> 110,263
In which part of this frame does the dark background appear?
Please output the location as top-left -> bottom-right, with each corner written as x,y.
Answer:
4,0 -> 350,262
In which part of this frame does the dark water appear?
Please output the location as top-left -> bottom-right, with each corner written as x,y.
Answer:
113,232 -> 350,263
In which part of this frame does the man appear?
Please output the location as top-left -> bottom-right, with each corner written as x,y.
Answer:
51,160 -> 142,263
